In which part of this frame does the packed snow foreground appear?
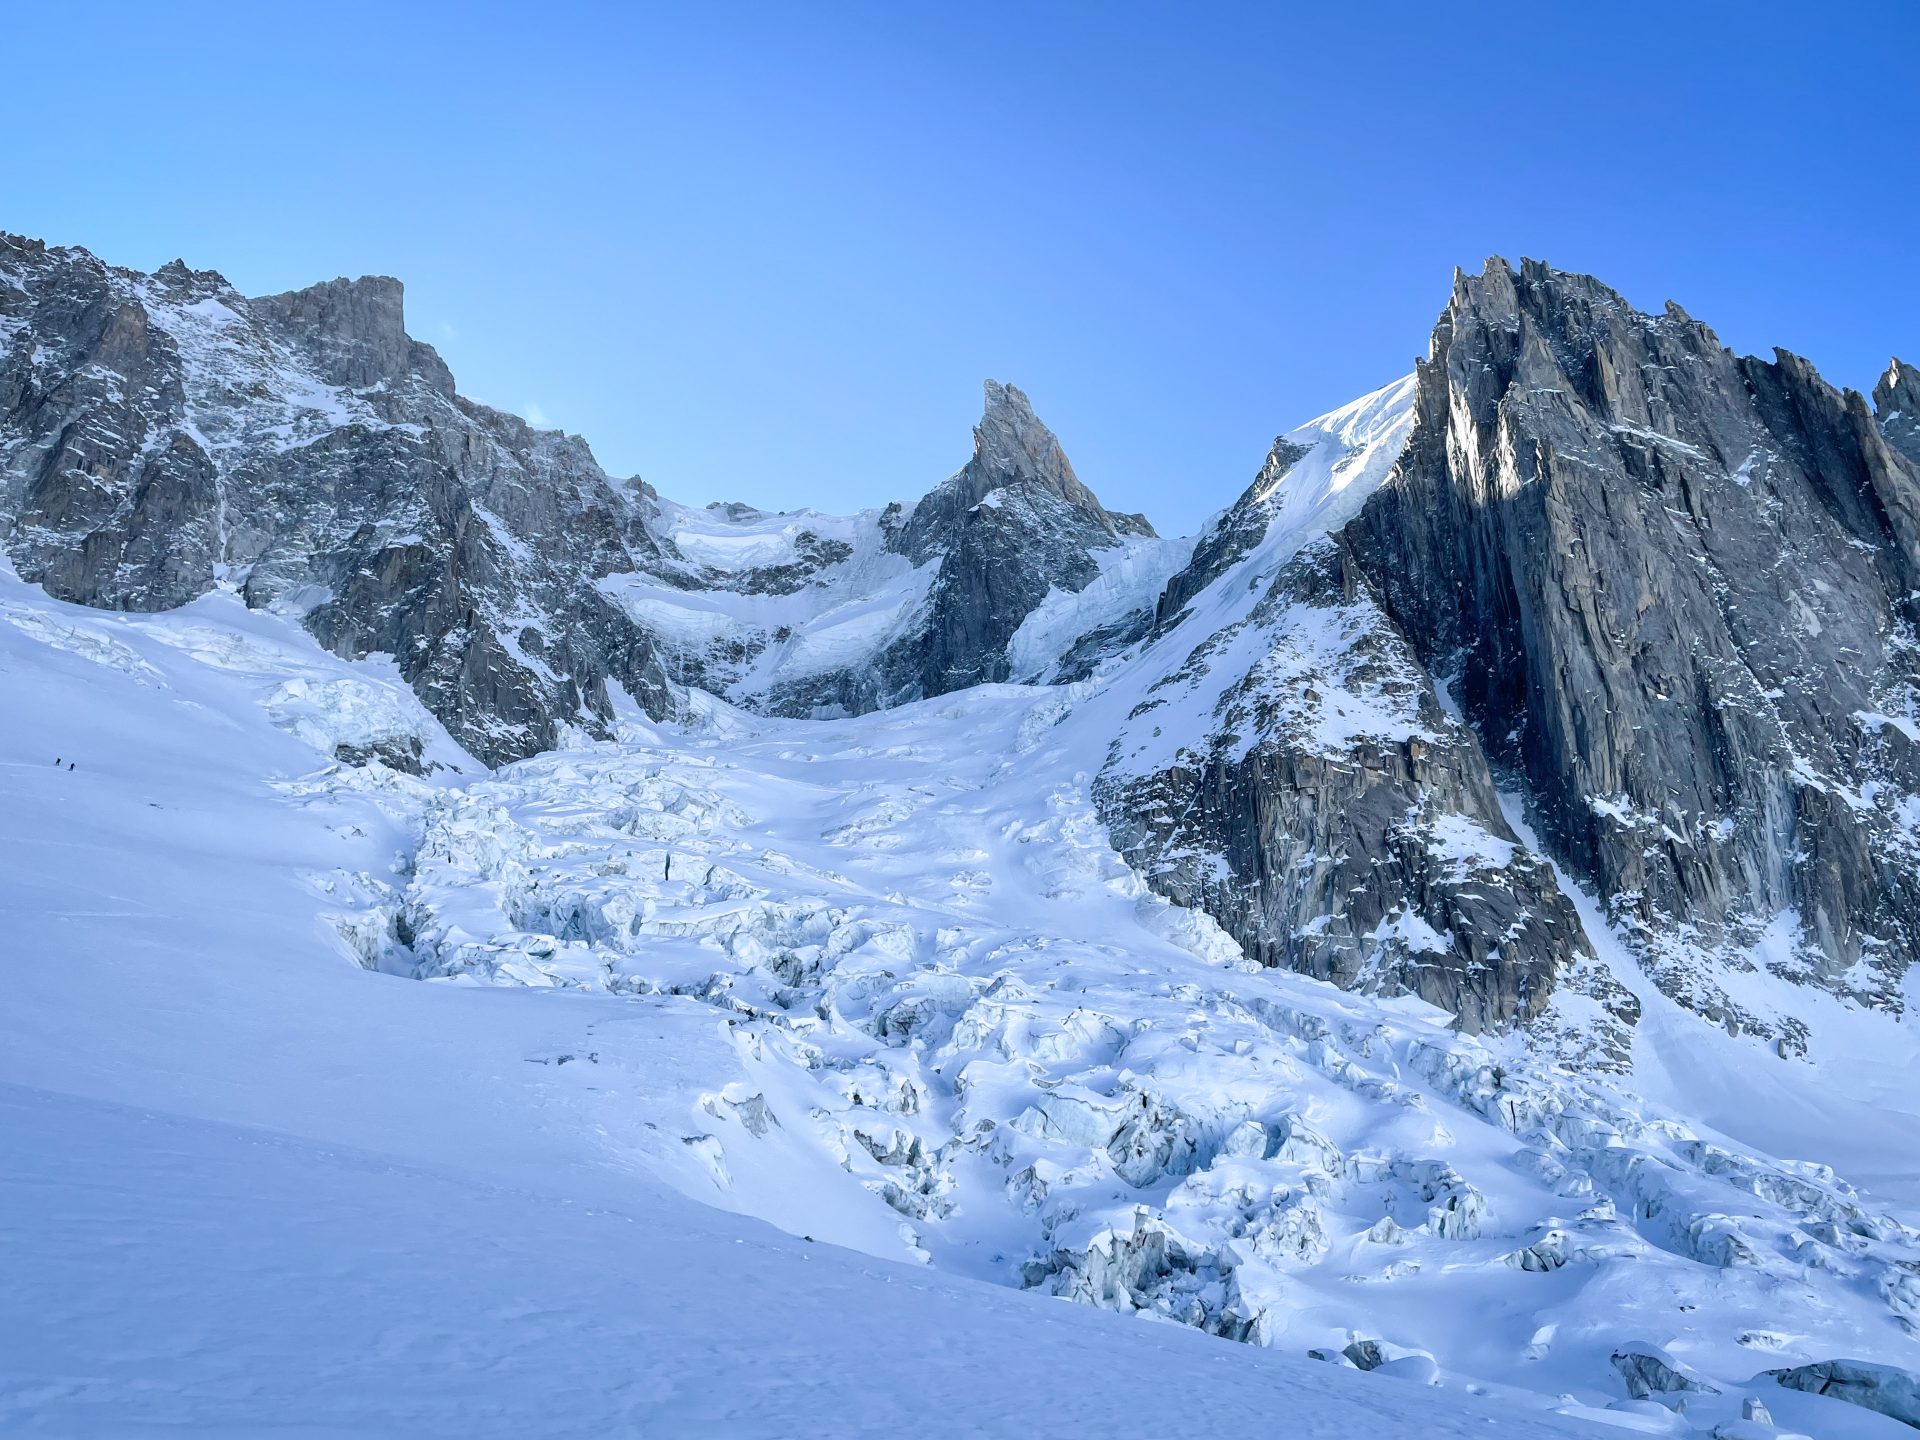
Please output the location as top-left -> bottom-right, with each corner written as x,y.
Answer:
5,402 -> 1920,1437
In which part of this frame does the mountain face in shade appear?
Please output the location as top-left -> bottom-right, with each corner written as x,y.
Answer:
1345,259 -> 1920,1044
1088,377 -> 1610,1038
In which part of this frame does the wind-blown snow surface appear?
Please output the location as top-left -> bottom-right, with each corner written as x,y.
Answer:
4,555 -> 1916,1439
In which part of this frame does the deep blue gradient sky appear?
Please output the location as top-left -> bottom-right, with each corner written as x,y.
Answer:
4,2 -> 1915,532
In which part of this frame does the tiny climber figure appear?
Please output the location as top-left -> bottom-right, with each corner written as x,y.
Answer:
68,762 -> 74,771
54,757 -> 61,765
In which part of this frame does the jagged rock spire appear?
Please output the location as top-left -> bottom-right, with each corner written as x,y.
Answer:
971,379 -> 1102,511
1876,356 -> 1920,462
898,379 -> 1140,564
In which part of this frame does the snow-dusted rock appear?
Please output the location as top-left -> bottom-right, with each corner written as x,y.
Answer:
1612,1342 -> 1721,1401
1093,382 -> 1594,1032
0,234 -> 675,765
1767,1357 -> 1920,1429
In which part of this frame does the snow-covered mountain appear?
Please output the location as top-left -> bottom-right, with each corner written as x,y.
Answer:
0,232 -> 1168,759
6,233 -> 1920,1438
601,380 -> 1177,717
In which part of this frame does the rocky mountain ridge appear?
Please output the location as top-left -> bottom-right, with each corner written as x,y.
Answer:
4,232 -> 1917,1055
0,235 -> 1156,762
0,234 -> 674,765
1348,259 -> 1920,1044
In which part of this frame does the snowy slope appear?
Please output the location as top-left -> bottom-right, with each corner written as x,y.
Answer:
1089,373 -> 1422,781
10,1087 -> 1651,1440
1004,530 -> 1195,683
7,554 -> 1917,1437
0,562 -> 1638,1440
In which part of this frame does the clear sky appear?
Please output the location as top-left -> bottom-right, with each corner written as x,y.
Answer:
4,1 -> 1915,533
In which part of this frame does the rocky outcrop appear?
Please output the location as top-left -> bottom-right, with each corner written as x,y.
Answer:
1345,258 -> 1920,1024
250,273 -> 450,393
1611,1343 -> 1720,1401
1768,1358 -> 1920,1430
1098,534 -> 1594,1033
1879,357 -> 1920,464
0,234 -> 673,765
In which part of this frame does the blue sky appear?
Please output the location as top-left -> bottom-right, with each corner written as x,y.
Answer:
4,2 -> 1915,533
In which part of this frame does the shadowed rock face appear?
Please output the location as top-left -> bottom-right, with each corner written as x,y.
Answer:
1345,258 -> 1920,1025
1097,537 -> 1602,1036
0,234 -> 674,765
1091,376 -> 1614,1039
250,274 -> 447,394
893,381 -> 1154,696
